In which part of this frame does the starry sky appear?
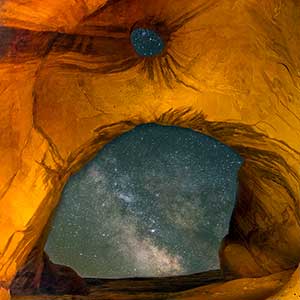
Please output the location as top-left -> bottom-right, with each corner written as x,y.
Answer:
130,28 -> 164,56
45,123 -> 243,278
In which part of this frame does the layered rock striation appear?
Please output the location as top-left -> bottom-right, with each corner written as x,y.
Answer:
0,0 -> 300,298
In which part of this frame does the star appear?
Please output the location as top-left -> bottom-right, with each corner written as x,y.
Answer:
46,123 -> 243,278
130,28 -> 164,57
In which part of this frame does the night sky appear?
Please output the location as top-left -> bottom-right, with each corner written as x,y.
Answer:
130,28 -> 164,56
45,123 -> 243,278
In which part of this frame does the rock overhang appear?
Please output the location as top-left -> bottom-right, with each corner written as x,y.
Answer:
0,0 -> 300,299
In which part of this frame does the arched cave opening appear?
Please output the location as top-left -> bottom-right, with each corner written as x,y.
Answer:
44,123 -> 243,280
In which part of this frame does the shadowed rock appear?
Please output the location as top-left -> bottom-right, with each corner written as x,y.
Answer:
0,0 -> 300,299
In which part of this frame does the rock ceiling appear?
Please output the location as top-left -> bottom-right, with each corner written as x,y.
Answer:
0,0 -> 300,299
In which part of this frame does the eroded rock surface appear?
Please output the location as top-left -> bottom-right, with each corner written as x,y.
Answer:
0,0 -> 300,299
11,250 -> 88,296
10,268 -> 296,300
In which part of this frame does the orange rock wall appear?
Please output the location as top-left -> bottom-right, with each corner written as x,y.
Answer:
0,0 -> 300,299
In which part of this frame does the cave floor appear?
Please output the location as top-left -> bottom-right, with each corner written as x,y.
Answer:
11,269 -> 293,300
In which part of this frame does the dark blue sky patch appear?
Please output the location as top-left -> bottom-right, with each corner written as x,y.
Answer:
130,28 -> 164,57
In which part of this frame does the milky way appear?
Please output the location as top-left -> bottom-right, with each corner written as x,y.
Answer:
45,124 -> 243,278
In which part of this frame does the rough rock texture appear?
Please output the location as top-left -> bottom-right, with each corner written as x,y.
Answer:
11,250 -> 88,296
39,252 -> 88,295
9,218 -> 87,296
266,264 -> 300,300
0,0 -> 108,32
0,0 -> 300,298
10,268 -> 298,300
0,289 -> 9,300
9,240 -> 45,295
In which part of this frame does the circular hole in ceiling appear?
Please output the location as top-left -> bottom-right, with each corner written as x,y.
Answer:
130,28 -> 165,57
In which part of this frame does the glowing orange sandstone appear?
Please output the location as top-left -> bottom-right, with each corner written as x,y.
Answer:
0,0 -> 300,299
